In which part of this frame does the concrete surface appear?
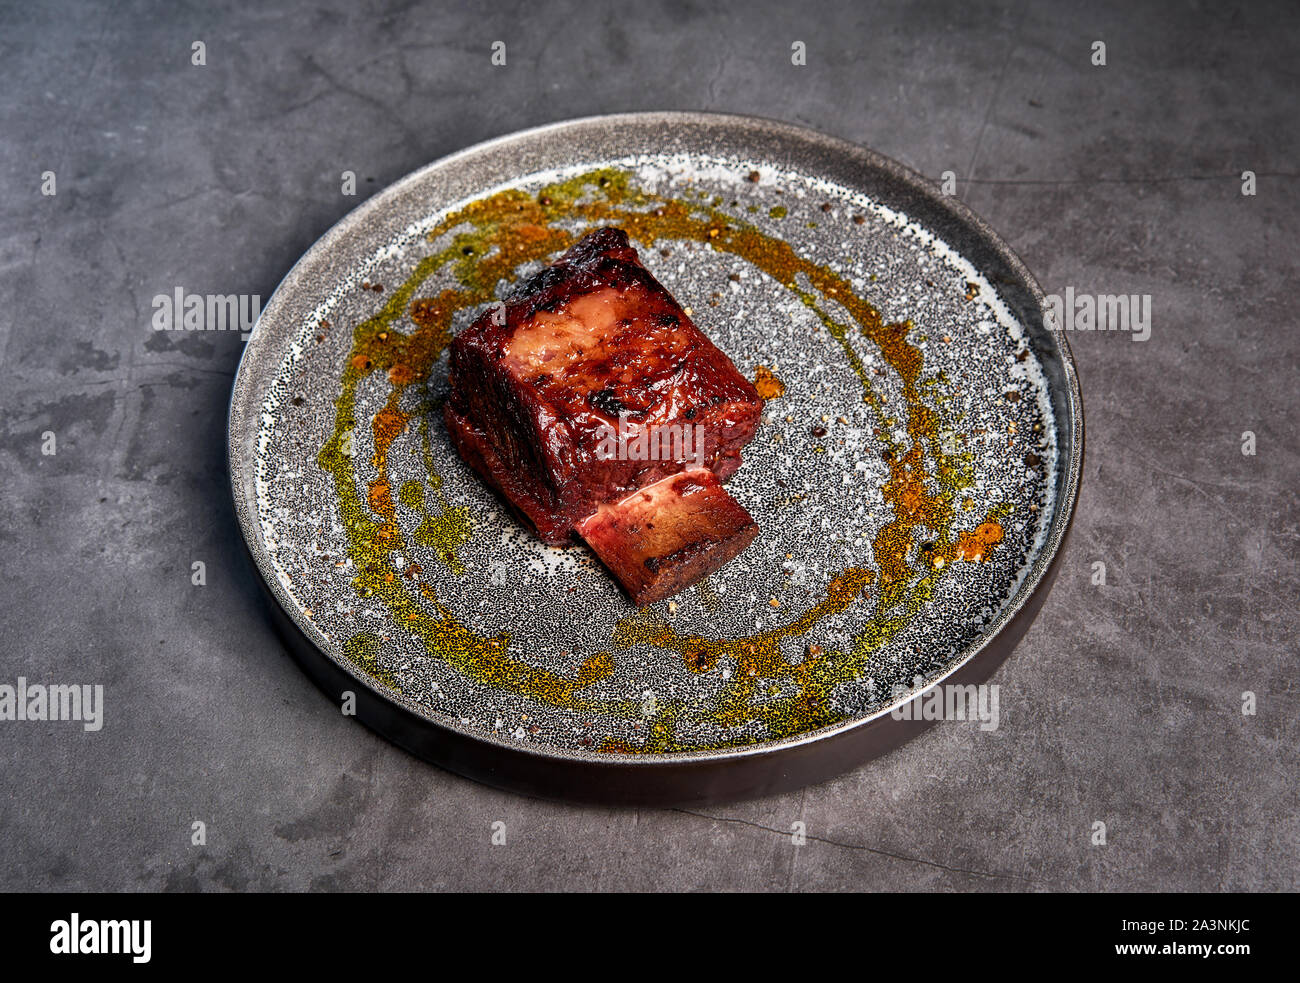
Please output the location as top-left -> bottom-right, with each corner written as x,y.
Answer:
0,0 -> 1296,891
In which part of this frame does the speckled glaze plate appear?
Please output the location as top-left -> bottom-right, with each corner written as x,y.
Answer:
228,112 -> 1082,805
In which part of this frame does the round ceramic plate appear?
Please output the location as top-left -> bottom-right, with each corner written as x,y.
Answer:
229,112 -> 1083,805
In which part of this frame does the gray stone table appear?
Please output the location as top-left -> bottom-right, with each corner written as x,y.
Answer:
1,0 -> 1295,891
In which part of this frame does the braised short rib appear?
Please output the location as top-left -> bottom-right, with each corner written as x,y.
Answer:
444,227 -> 762,603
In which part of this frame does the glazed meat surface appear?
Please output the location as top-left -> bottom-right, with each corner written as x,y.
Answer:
576,469 -> 759,606
444,227 -> 762,601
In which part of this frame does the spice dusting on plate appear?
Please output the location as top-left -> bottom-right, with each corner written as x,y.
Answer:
753,365 -> 786,400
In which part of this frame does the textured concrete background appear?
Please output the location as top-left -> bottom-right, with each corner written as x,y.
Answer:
1,0 -> 1296,891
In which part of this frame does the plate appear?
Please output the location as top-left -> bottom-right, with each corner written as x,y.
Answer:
228,112 -> 1083,805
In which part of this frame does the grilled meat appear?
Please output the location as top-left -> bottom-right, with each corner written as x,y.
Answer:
445,227 -> 762,602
